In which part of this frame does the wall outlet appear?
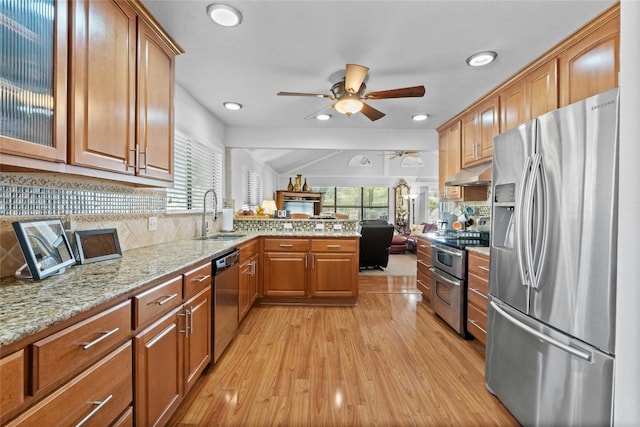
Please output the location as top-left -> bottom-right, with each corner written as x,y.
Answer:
315,223 -> 324,230
333,223 -> 343,231
148,216 -> 158,231
283,222 -> 293,229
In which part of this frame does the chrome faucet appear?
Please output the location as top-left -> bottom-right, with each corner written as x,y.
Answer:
202,189 -> 218,237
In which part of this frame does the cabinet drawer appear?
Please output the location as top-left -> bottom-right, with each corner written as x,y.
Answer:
239,238 -> 259,259
183,263 -> 212,299
134,276 -> 183,328
468,252 -> 490,278
468,271 -> 489,297
467,304 -> 487,345
31,300 -> 131,394
416,238 -> 432,257
1,350 -> 25,416
467,285 -> 489,313
416,257 -> 431,274
311,239 -> 357,252
7,341 -> 133,427
263,238 -> 310,252
416,270 -> 431,300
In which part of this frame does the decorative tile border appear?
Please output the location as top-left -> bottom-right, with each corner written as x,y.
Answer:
0,173 -> 166,216
233,217 -> 359,233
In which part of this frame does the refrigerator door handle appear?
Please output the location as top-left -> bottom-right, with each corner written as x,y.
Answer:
490,300 -> 593,363
523,153 -> 542,289
516,155 -> 534,286
531,157 -> 550,290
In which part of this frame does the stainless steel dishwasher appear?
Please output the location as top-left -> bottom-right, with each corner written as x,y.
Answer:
212,249 -> 240,363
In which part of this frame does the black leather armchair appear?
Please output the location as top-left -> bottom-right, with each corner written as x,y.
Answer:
358,220 -> 394,270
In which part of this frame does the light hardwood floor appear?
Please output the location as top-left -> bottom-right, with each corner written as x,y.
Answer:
168,273 -> 519,426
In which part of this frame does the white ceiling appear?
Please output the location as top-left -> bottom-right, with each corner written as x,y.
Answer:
142,0 -> 616,174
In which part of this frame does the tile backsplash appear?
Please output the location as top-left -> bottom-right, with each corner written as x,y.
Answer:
0,173 -> 213,278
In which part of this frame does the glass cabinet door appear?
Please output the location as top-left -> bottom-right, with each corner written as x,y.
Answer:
0,0 -> 67,162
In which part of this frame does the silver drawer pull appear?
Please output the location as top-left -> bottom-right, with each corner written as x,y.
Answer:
419,244 -> 428,248
75,394 -> 113,427
326,244 -> 341,248
279,243 -> 294,247
195,274 -> 211,283
81,328 -> 119,350
468,319 -> 487,334
468,287 -> 488,300
416,260 -> 430,268
478,266 -> 490,272
157,293 -> 178,305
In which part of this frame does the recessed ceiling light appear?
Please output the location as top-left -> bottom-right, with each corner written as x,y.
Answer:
206,4 -> 242,27
466,51 -> 497,67
223,101 -> 242,110
412,114 -> 429,121
316,114 -> 331,121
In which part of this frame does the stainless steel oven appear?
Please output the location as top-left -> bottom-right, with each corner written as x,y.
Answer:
430,242 -> 466,336
431,242 -> 465,278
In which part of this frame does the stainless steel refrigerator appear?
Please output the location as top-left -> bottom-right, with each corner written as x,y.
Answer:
486,88 -> 619,426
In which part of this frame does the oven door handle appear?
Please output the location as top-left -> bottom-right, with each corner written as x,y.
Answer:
430,244 -> 461,257
429,268 -> 461,287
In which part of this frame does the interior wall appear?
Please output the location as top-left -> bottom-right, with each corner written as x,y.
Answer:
614,1 -> 640,423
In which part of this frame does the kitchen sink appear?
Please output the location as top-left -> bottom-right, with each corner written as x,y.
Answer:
197,234 -> 245,241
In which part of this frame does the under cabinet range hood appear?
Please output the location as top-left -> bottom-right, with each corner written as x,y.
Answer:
445,162 -> 492,186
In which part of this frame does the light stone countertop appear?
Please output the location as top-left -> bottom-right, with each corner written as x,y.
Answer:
0,231 -> 360,348
466,247 -> 490,257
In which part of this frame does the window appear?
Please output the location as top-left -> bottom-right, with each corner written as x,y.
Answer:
317,186 -> 389,221
242,170 -> 263,211
167,130 -> 222,213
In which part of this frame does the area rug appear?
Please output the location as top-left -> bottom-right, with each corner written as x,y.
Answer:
359,253 -> 417,276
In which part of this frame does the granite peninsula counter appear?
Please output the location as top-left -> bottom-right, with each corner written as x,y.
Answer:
0,230 -> 360,350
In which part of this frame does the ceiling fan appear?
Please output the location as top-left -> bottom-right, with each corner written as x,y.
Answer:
381,150 -> 422,159
277,64 -> 425,121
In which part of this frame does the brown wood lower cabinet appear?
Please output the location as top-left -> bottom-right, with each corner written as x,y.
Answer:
415,236 -> 432,303
183,286 -> 212,394
261,237 -> 359,302
6,342 -> 132,426
134,305 -> 184,427
466,251 -> 490,345
239,239 -> 260,321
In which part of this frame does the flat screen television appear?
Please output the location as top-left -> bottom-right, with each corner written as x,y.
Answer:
12,218 -> 76,280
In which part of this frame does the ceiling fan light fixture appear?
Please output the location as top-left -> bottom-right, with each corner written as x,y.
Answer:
316,113 -> 331,121
207,4 -> 242,27
412,113 -> 429,121
466,51 -> 497,67
223,101 -> 242,110
334,94 -> 363,116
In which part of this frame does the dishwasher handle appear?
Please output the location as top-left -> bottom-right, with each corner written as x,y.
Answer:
214,250 -> 240,274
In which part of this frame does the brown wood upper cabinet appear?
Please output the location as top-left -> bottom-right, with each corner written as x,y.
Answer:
559,13 -> 619,107
500,59 -> 558,133
69,0 -> 177,182
461,96 -> 499,167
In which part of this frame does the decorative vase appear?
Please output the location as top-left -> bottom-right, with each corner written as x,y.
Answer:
294,174 -> 302,192
302,178 -> 309,192
287,177 -> 294,191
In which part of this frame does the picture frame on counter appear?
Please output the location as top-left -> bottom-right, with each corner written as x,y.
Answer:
74,228 -> 122,264
12,218 -> 77,280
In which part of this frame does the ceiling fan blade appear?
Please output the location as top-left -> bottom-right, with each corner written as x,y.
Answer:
303,103 -> 335,120
360,102 -> 385,121
277,91 -> 334,99
364,85 -> 426,100
344,64 -> 369,94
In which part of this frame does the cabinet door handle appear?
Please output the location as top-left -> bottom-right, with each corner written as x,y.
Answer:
138,149 -> 147,171
179,308 -> 191,336
195,274 -> 211,283
157,293 -> 178,305
81,328 -> 119,350
304,254 -> 308,269
468,319 -> 487,334
468,287 -> 488,300
478,265 -> 490,272
75,394 -> 113,427
417,260 -> 430,268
